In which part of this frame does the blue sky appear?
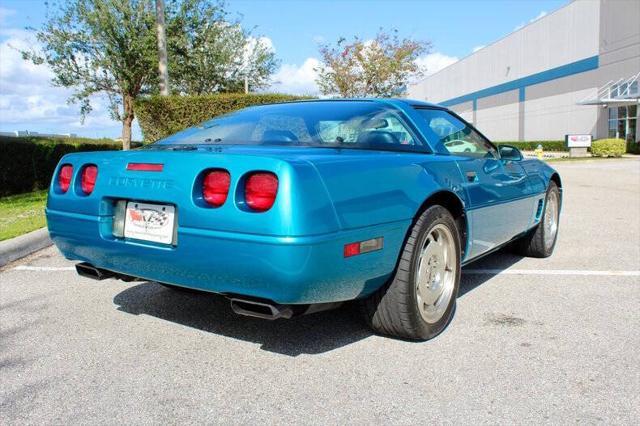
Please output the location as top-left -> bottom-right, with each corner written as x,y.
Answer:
0,0 -> 566,139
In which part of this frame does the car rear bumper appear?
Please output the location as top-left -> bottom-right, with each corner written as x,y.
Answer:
46,208 -> 410,304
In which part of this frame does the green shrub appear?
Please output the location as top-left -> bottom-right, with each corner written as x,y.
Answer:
0,135 -> 117,146
0,138 -> 119,197
495,141 -> 566,152
591,138 -> 626,157
135,93 -> 313,142
0,135 -> 142,148
626,139 -> 640,155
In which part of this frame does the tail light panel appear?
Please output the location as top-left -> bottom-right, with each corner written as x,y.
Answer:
244,172 -> 278,212
202,169 -> 231,207
58,164 -> 73,192
81,165 -> 98,194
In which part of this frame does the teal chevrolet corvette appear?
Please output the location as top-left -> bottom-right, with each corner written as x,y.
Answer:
46,99 -> 561,340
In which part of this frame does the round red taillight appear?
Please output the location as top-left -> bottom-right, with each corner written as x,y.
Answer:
245,172 -> 278,212
203,169 -> 231,207
58,164 -> 73,193
81,165 -> 98,194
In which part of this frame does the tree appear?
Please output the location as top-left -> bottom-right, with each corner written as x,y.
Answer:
156,0 -> 170,96
166,1 -> 278,94
23,0 -> 158,150
22,0 -> 277,149
315,29 -> 431,98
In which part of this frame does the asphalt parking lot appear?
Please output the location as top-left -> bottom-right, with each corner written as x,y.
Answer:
1,158 -> 639,424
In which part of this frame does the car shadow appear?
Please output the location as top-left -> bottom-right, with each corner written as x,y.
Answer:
113,283 -> 372,356
459,248 -> 524,297
112,248 -> 524,356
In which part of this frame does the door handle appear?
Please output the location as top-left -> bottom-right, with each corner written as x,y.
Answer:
466,171 -> 477,182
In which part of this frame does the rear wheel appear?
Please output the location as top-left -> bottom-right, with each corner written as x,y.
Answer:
512,181 -> 560,258
361,205 -> 461,340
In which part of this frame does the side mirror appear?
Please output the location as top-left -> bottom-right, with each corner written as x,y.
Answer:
498,145 -> 523,161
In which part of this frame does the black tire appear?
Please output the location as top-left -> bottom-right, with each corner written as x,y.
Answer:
360,205 -> 461,340
512,181 -> 560,258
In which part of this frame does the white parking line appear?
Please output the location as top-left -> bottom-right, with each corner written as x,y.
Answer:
464,269 -> 640,277
12,266 -> 76,271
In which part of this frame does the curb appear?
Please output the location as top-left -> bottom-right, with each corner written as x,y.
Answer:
0,228 -> 52,267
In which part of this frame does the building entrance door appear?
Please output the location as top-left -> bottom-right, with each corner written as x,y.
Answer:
608,105 -> 638,143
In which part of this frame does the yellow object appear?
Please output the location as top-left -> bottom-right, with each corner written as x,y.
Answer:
534,144 -> 544,160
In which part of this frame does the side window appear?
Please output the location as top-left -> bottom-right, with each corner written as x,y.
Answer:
315,111 -> 416,146
415,109 -> 497,158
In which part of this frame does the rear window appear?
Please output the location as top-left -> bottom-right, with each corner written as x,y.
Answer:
155,101 -> 422,151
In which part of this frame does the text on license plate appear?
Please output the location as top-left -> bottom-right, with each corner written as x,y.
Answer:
124,202 -> 175,244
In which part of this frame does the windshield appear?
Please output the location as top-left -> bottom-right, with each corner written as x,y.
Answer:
155,101 -> 424,151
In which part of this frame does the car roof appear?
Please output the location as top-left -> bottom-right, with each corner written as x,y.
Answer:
386,98 -> 442,108
261,98 -> 444,109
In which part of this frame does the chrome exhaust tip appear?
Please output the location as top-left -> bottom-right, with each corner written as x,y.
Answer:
75,262 -> 137,282
75,262 -> 113,280
229,298 -> 294,320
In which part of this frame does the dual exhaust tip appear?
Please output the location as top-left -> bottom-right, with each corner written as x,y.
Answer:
75,262 -> 295,320
229,298 -> 294,320
75,262 -> 136,282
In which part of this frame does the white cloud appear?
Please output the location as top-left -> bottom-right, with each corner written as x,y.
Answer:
0,6 -> 15,25
0,28 -> 138,139
269,57 -> 321,95
243,36 -> 275,71
415,52 -> 459,77
247,36 -> 274,53
531,11 -> 548,22
513,10 -> 548,32
472,45 -> 485,53
269,51 -> 459,96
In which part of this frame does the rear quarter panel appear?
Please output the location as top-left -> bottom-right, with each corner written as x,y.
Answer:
306,152 -> 466,230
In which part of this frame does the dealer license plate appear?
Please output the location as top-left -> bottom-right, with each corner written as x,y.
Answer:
124,202 -> 176,245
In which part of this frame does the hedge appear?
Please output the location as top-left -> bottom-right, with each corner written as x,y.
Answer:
626,139 -> 640,155
591,138 -> 626,157
0,137 -> 120,197
495,141 -> 566,152
1,135 -> 118,146
135,93 -> 312,142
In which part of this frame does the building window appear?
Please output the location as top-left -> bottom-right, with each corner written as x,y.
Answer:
608,105 -> 637,142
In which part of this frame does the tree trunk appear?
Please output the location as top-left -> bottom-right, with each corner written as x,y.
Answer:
155,0 -> 170,95
121,94 -> 134,151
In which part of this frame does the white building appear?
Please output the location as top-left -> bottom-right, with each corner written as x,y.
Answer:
407,0 -> 640,143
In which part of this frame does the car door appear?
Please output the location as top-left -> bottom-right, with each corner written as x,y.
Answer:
415,109 -> 535,259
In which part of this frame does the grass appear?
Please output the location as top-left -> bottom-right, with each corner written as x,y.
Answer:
0,190 -> 48,241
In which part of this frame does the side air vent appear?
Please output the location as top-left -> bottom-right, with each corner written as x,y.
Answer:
535,199 -> 544,220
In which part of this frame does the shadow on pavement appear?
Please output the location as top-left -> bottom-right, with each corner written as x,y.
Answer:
113,283 -> 372,356
459,248 -> 524,297
112,248 -> 523,356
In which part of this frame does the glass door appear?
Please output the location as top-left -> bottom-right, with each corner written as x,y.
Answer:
608,105 -> 638,142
